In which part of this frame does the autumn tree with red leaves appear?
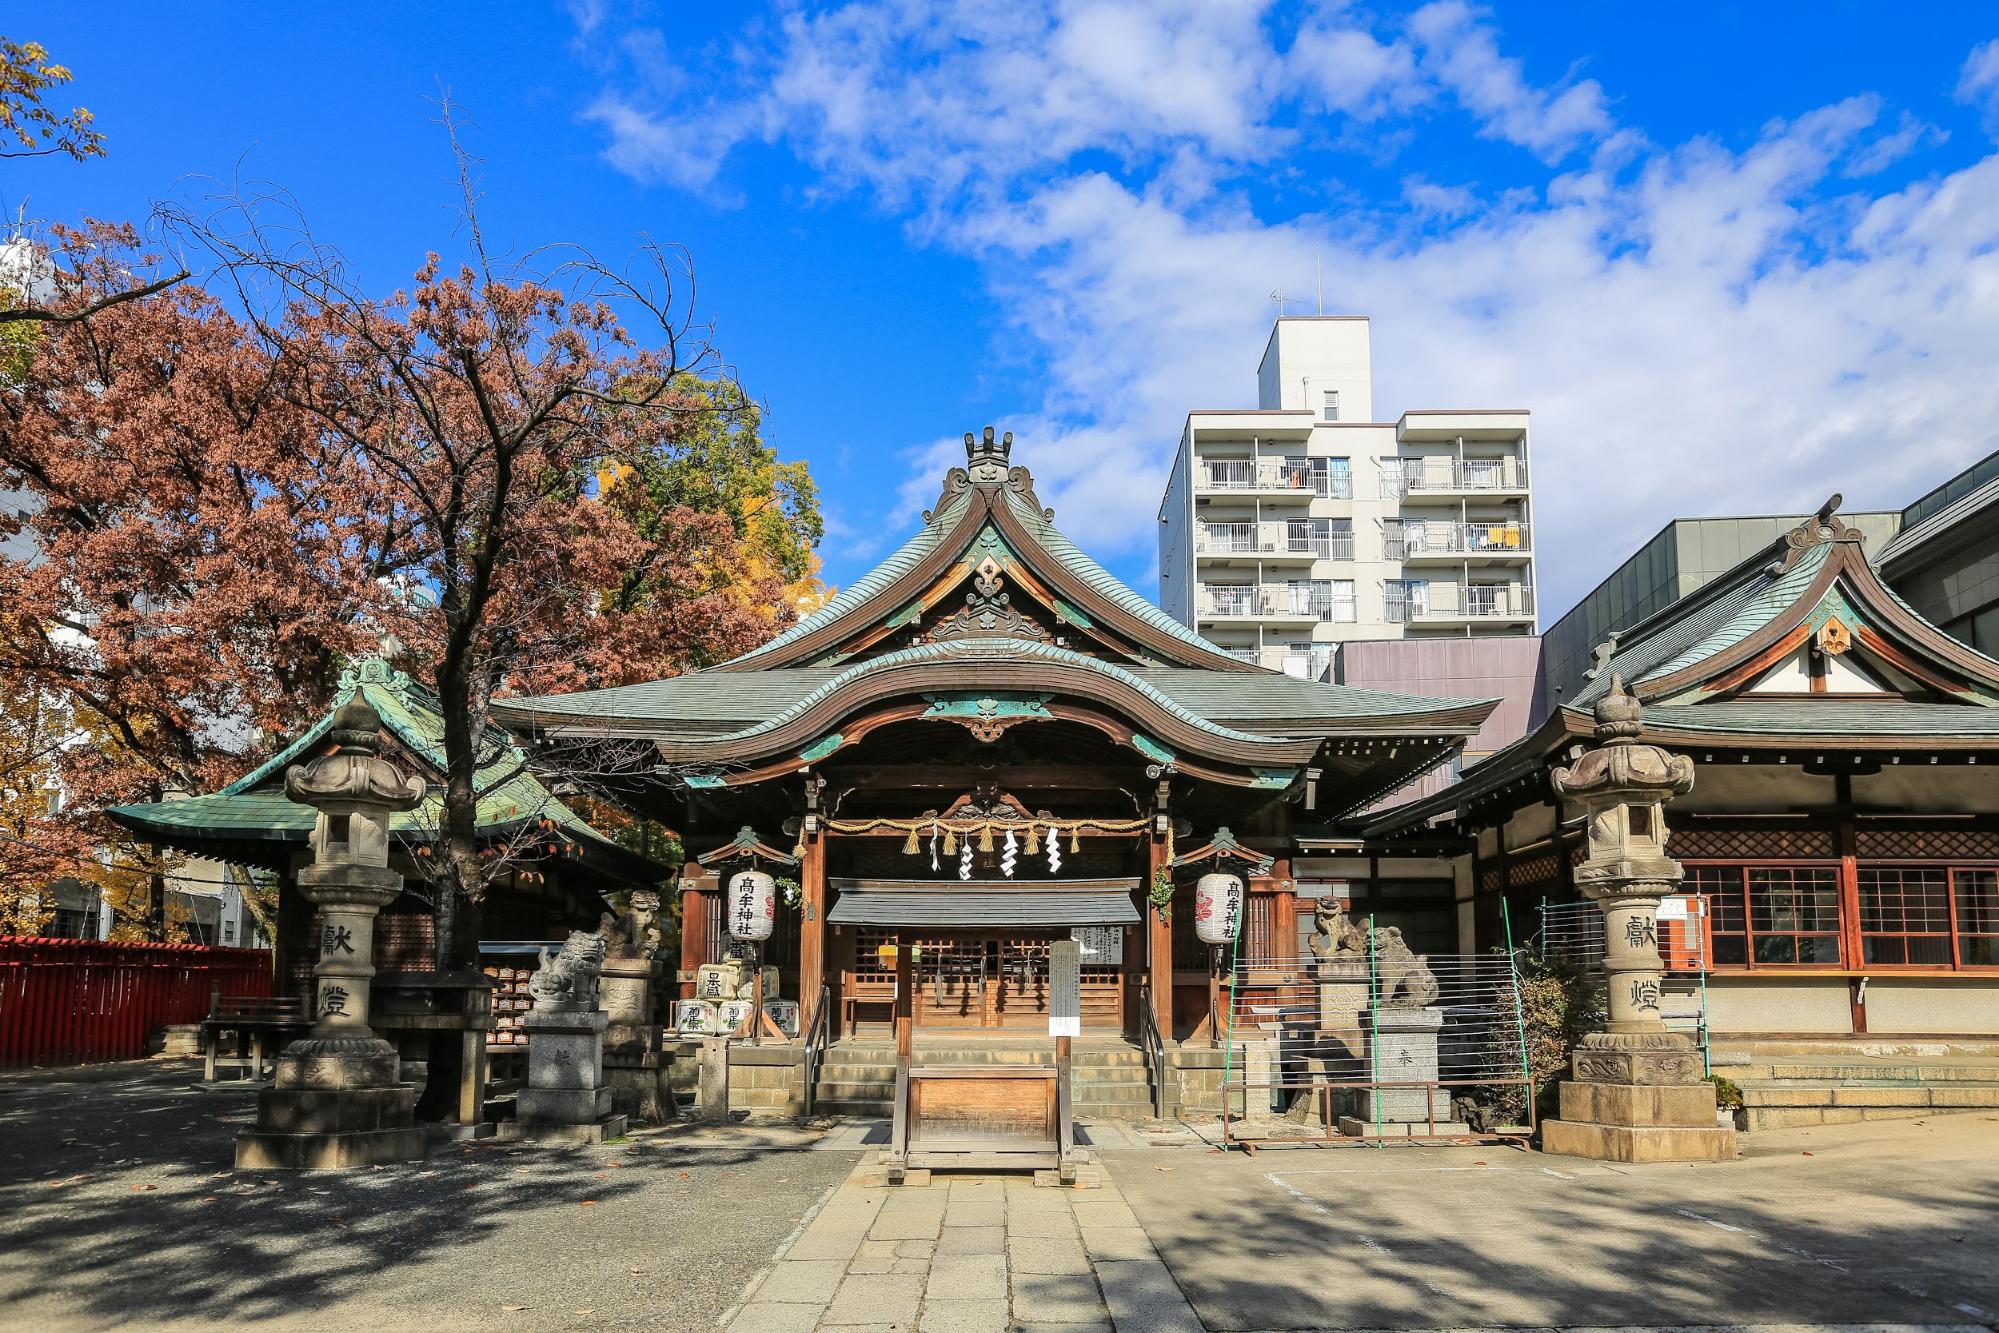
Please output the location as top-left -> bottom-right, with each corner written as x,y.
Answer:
3,200 -> 816,943
175,137 -> 796,961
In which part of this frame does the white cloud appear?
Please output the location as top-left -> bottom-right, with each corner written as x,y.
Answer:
583,93 -> 744,192
1958,38 -> 1999,126
1405,1 -> 1613,162
576,5 -> 1999,618
1843,109 -> 1945,177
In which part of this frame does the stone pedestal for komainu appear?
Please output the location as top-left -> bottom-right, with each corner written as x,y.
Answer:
1539,676 -> 1737,1163
235,692 -> 429,1170
597,890 -> 678,1122
503,930 -> 628,1144
1331,925 -> 1467,1137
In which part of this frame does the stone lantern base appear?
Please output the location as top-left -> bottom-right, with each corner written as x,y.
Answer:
235,1035 -> 428,1170
1540,1033 -> 1736,1163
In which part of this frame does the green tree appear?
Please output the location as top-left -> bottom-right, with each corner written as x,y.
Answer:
602,375 -> 825,617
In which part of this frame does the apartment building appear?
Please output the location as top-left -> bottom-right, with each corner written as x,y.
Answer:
1159,317 -> 1537,678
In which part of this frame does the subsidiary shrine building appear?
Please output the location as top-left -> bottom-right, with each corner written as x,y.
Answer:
497,430 -> 1495,1040
1368,501 -> 1999,1039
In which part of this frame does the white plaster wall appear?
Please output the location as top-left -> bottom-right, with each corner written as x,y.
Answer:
1502,801 -> 1559,850
1374,857 -> 1456,879
1257,318 -> 1373,418
1851,767 -> 1999,815
1862,979 -> 1999,1035
1676,765 -> 1838,813
1706,978 -> 1853,1034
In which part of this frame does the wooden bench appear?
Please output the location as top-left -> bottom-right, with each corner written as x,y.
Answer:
201,991 -> 311,1083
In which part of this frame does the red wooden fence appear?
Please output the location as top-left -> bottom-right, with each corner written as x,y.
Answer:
0,937 -> 273,1069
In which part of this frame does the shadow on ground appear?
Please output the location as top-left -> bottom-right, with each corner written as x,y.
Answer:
0,1059 -> 858,1331
1110,1111 -> 1999,1331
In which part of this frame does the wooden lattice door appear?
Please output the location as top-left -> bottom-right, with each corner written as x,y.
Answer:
919,936 -> 987,1026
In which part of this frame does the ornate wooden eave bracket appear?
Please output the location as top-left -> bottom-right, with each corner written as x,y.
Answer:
1171,825 -> 1275,876
696,825 -> 800,870
921,691 -> 1054,743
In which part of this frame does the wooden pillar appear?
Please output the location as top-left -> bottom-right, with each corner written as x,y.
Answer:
889,933 -> 913,1177
678,866 -> 714,1001
1834,775 -> 1865,1031
273,861 -> 312,1005
1148,834 -> 1172,1041
1270,857 -> 1296,956
799,832 -> 827,1023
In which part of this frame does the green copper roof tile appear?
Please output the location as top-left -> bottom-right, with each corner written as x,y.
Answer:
725,491 -> 971,667
110,660 -> 652,883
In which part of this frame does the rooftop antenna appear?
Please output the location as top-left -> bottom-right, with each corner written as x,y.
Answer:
1270,289 -> 1300,317
1316,248 -> 1323,315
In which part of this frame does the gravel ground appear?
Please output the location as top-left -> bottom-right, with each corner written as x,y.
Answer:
0,1059 -> 861,1332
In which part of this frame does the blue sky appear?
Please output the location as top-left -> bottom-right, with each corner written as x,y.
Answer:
13,2 -> 1999,619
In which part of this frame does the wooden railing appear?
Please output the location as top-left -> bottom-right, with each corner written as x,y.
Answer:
0,937 -> 272,1068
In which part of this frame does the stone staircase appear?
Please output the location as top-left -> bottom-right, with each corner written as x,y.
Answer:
812,1040 -> 1160,1120
1712,1038 -> 1999,1131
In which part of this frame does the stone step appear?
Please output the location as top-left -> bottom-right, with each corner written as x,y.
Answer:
816,1071 -> 1156,1095
1738,1082 -> 1999,1109
812,1100 -> 1164,1122
1742,1104 -> 1992,1131
1721,1061 -> 1999,1084
1714,1038 -> 1999,1060
818,1054 -> 1150,1074
823,1046 -> 1145,1064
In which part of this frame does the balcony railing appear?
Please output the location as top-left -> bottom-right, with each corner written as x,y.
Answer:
1198,586 -> 1274,618
1391,521 -> 1531,558
1197,459 -> 1348,497
1195,522 -> 1355,559
1211,645 -> 1334,679
1388,583 -> 1537,622
1382,458 -> 1529,497
1199,583 -> 1357,621
1286,587 -> 1358,623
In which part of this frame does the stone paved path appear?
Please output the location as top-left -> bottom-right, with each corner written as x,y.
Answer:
722,1158 -> 1203,1332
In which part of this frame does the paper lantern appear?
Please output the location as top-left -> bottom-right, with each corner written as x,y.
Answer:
1193,872 -> 1244,945
728,869 -> 776,942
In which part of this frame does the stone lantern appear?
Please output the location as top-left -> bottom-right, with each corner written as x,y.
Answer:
1540,677 -> 1736,1162
235,691 -> 430,1169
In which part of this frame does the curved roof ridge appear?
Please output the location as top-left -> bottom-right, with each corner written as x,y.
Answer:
687,637 -> 1283,748
723,490 -> 973,668
1570,541 -> 1833,707
997,489 -> 1232,659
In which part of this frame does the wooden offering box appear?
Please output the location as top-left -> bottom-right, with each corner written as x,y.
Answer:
905,1065 -> 1060,1170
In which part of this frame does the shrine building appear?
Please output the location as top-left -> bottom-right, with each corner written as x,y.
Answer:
496,428 -> 1496,1046
1368,500 -> 1999,1040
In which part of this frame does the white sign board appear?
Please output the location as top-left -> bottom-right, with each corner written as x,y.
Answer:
1071,926 -> 1123,965
1658,896 -> 1694,921
1048,939 -> 1081,1038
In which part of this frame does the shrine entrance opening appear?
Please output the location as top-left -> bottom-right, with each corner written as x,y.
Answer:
836,925 -> 1129,1034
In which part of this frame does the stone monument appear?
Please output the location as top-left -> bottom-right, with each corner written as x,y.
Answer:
1540,677 -> 1737,1162
509,929 -> 628,1143
1336,924 -> 1463,1137
235,692 -> 429,1169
